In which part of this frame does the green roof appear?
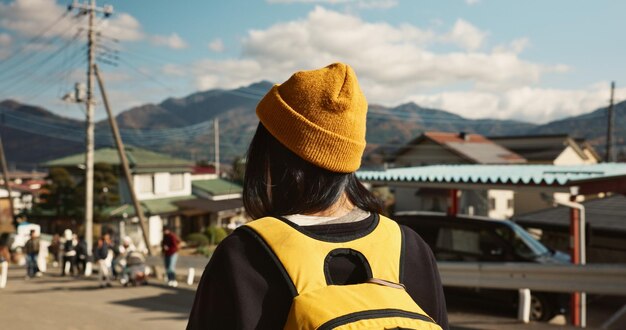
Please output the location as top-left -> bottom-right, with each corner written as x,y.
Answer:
357,163 -> 626,194
105,195 -> 196,217
43,147 -> 192,171
192,179 -> 243,196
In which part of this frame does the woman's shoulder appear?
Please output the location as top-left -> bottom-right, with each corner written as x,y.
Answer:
206,226 -> 267,269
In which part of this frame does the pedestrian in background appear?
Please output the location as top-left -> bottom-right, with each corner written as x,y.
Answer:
24,229 -> 40,279
61,229 -> 77,276
162,226 -> 180,287
94,237 -> 112,288
75,235 -> 88,275
48,233 -> 60,268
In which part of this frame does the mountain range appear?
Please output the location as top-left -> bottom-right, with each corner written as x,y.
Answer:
0,81 -> 624,170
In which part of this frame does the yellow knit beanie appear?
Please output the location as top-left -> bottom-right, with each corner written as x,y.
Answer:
256,63 -> 368,173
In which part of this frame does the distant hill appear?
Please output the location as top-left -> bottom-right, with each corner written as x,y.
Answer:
528,100 -> 626,157
1,83 -> 624,170
0,100 -> 85,169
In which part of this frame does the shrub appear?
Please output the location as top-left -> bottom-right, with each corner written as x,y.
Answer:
196,245 -> 217,258
206,226 -> 228,245
186,232 -> 209,247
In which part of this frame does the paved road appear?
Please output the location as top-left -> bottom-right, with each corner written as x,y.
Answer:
1,264 -> 624,329
0,267 -> 192,330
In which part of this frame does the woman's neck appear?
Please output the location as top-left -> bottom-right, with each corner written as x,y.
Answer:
305,193 -> 354,218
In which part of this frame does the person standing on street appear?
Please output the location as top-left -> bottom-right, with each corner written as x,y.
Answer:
94,237 -> 112,288
75,235 -> 88,275
24,230 -> 40,279
162,226 -> 180,287
61,229 -> 77,276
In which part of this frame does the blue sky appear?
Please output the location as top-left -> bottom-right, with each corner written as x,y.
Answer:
0,0 -> 624,123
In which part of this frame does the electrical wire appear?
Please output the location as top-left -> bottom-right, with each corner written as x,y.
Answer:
0,11 -> 71,65
0,29 -> 85,97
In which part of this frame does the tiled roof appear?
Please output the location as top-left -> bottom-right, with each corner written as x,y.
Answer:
514,195 -> 626,232
394,132 -> 526,164
192,179 -> 242,196
489,135 -> 599,162
357,163 -> 626,189
105,195 -> 196,217
175,198 -> 243,214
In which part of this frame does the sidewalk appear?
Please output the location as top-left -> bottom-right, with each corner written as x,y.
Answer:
0,266 -> 193,330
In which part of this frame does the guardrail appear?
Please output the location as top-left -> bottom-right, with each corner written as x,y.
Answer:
437,262 -> 626,295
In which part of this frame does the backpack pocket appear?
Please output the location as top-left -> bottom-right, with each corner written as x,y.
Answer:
284,282 -> 442,330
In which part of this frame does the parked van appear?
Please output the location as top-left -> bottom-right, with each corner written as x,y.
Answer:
394,211 -> 569,321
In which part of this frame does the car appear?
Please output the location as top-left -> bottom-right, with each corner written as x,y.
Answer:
394,211 -> 570,321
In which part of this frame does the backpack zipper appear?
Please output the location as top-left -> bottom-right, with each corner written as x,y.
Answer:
317,308 -> 436,330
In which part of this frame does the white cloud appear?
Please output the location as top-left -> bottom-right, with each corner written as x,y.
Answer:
100,13 -> 145,42
0,0 -> 144,42
442,19 -> 487,51
0,0 -> 81,38
0,33 -> 12,59
0,33 -> 12,45
150,33 -> 188,49
465,0 -> 481,6
162,64 -> 187,77
267,0 -> 398,9
408,83 -> 626,123
493,37 -> 530,54
208,38 -> 225,52
187,7 -> 562,103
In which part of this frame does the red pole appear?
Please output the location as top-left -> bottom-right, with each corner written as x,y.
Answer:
570,206 -> 581,326
447,189 -> 458,216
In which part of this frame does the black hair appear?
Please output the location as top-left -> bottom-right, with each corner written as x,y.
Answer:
243,123 -> 383,219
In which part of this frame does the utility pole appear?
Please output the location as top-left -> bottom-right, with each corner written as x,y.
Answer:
94,64 -> 155,257
214,119 -> 220,177
605,81 -> 615,163
67,0 -> 113,276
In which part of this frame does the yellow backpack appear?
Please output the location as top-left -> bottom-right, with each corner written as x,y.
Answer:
245,215 -> 443,330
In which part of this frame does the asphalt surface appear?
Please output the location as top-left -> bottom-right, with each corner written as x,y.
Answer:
1,264 -> 624,330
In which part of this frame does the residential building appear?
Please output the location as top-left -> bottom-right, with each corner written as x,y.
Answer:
42,147 -> 194,248
41,147 -> 245,248
387,132 -> 526,219
490,134 -> 602,214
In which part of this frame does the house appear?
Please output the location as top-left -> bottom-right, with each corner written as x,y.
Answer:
191,164 -> 218,181
387,132 -> 526,219
173,178 -> 245,237
41,147 -> 246,248
489,134 -> 600,165
513,194 -> 626,263
41,147 -> 194,248
490,134 -> 602,214
0,171 -> 47,232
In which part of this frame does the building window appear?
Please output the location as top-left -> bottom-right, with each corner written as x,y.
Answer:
488,197 -> 496,211
137,174 -> 154,193
507,198 -> 513,209
170,173 -> 184,191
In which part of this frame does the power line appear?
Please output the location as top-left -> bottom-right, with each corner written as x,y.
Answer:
0,11 -> 71,65
117,57 -> 177,93
0,29 -> 85,97
0,16 -> 84,81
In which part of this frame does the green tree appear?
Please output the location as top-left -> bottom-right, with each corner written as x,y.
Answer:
41,167 -> 79,217
75,163 -> 120,221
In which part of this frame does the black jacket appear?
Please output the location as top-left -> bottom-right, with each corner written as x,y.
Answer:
187,214 -> 448,329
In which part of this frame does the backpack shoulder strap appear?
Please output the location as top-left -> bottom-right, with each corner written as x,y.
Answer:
244,214 -> 403,295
